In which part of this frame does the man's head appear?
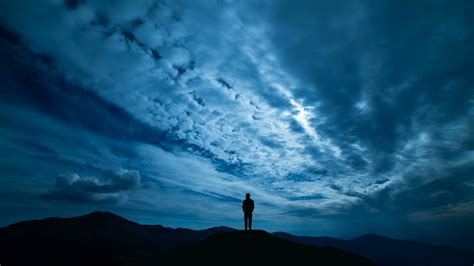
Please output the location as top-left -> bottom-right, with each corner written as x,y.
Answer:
246,193 -> 250,199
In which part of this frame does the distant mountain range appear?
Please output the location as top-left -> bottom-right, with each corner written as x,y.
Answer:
274,231 -> 474,266
0,211 -> 472,265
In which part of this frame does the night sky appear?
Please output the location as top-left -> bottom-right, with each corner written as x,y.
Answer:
0,0 -> 473,248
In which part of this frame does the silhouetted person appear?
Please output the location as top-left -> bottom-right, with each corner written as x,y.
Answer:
242,193 -> 254,230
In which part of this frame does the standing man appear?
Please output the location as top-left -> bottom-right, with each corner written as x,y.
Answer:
242,193 -> 254,230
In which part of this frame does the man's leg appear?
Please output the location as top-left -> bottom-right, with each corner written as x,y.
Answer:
249,212 -> 252,230
244,213 -> 248,230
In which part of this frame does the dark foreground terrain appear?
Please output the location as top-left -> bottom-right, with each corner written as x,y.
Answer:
0,211 -> 472,265
0,211 -> 372,265
158,230 -> 373,265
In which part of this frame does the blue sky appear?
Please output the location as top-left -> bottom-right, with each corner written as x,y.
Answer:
0,0 -> 473,248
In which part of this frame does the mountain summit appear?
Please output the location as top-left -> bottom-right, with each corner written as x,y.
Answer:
160,230 -> 373,265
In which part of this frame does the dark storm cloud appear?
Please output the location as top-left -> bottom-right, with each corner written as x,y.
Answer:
267,0 -> 473,155
42,169 -> 141,203
265,0 -> 473,199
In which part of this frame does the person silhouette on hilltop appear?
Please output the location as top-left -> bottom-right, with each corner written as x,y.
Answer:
242,193 -> 254,230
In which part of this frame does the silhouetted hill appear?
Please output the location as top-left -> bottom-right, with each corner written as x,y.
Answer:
0,211 -> 236,265
274,232 -> 474,266
0,211 -> 153,265
0,211 -> 372,265
6,211 -> 470,265
158,230 -> 374,266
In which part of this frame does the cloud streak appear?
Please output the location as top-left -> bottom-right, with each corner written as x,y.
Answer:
42,169 -> 141,203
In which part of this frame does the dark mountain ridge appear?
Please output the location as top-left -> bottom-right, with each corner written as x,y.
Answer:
0,211 -> 371,265
274,231 -> 474,266
1,211 -> 472,265
0,211 -> 238,264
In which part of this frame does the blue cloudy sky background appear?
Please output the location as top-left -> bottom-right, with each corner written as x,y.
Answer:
0,0 -> 473,248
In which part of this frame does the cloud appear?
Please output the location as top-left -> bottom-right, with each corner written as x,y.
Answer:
42,169 -> 141,203
406,201 -> 474,222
